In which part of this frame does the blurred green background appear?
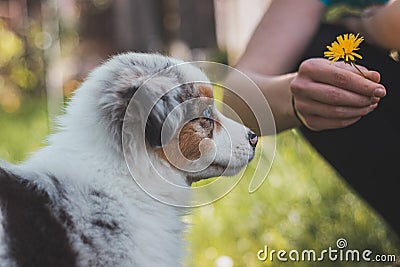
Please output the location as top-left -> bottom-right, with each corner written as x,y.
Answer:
0,1 -> 398,266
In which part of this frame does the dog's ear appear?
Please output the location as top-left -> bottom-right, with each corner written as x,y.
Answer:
137,76 -> 185,148
145,93 -> 183,147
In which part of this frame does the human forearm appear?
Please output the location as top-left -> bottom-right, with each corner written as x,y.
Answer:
224,70 -> 299,135
362,0 -> 400,50
222,0 -> 323,134
237,0 -> 324,75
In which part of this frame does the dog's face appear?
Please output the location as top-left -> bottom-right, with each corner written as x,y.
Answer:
85,53 -> 257,184
155,83 -> 258,184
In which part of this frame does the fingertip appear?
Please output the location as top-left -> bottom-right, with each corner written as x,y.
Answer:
373,88 -> 386,98
367,71 -> 381,83
370,103 -> 378,110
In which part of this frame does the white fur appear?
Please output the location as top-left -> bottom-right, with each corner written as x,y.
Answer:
18,144 -> 187,266
0,210 -> 17,267
0,208 -> 8,266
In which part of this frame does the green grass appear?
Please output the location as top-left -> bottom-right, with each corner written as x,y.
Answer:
185,131 -> 400,267
1,99 -> 399,267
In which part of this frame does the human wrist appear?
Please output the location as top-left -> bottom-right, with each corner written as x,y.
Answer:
291,95 -> 309,129
280,73 -> 303,130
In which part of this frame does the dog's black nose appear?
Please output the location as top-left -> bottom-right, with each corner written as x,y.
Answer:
248,131 -> 258,149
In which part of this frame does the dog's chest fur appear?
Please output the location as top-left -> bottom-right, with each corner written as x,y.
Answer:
0,145 -> 187,267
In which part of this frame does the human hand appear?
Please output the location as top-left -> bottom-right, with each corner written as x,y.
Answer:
290,58 -> 386,131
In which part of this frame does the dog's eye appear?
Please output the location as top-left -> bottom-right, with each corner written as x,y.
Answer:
201,105 -> 214,133
202,105 -> 213,118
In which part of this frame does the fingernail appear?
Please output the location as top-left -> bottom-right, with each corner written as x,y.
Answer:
374,88 -> 386,97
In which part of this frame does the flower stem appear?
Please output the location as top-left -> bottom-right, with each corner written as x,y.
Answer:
351,62 -> 367,79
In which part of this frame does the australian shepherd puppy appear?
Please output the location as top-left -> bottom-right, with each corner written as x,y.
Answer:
0,53 -> 258,267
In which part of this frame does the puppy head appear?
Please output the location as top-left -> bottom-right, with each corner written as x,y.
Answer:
156,84 -> 258,184
80,53 -> 257,183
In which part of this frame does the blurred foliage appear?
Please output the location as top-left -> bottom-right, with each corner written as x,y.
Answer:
0,96 -> 48,162
323,4 -> 363,23
0,18 -> 45,114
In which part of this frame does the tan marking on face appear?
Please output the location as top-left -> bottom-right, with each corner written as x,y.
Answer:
156,84 -> 216,165
156,147 -> 170,163
197,84 -> 222,131
213,117 -> 222,132
178,119 -> 213,160
156,139 -> 185,169
156,117 -> 214,167
198,85 -> 213,99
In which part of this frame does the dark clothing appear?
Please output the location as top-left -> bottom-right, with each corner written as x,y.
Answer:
297,23 -> 400,236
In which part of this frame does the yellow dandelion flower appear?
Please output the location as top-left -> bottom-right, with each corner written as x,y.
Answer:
324,33 -> 364,64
